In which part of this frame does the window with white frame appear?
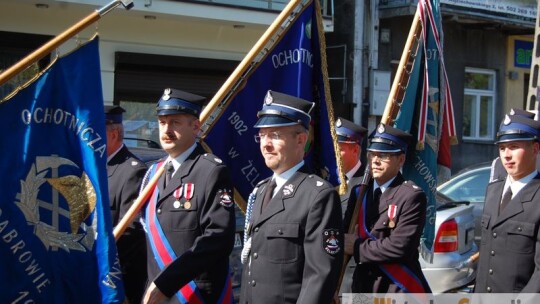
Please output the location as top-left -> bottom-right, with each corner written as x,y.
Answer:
462,68 -> 496,141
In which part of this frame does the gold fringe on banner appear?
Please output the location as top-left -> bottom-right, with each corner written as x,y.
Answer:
314,0 -> 347,196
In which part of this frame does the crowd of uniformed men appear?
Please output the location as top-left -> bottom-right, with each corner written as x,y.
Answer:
106,87 -> 540,304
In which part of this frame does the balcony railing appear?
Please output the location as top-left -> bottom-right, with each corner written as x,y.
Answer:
175,0 -> 333,18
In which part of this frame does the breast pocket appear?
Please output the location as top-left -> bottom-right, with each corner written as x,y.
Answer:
167,199 -> 199,231
266,223 -> 300,263
505,220 -> 536,254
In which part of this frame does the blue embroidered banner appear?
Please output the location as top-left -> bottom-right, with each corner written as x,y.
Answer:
0,38 -> 124,303
204,0 -> 339,202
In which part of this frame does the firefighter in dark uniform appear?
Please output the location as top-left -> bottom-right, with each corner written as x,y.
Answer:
240,90 -> 343,304
334,117 -> 367,297
142,88 -> 236,304
335,117 -> 367,218
343,124 -> 431,293
475,114 -> 540,293
105,105 -> 148,304
490,108 -> 540,182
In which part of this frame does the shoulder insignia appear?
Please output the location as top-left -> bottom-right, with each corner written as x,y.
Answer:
316,181 -> 324,187
283,184 -> 294,196
219,189 -> 234,208
131,161 -> 139,166
214,157 -> 222,163
323,229 -> 341,256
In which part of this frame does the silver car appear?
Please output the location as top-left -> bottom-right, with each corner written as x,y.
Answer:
437,163 -> 491,246
420,193 -> 478,293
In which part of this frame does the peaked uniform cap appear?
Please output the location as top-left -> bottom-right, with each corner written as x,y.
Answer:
104,105 -> 125,124
368,124 -> 413,153
156,88 -> 206,117
254,90 -> 314,129
335,117 -> 367,144
496,114 -> 540,144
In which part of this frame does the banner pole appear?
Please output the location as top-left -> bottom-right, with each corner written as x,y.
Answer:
199,0 -> 306,129
0,0 -> 133,87
113,166 -> 164,240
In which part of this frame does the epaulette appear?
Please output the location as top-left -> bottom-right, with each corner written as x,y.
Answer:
403,180 -> 423,192
201,153 -> 224,165
305,174 -> 332,190
256,177 -> 270,188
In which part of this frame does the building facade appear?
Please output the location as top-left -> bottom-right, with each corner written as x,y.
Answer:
327,0 -> 536,172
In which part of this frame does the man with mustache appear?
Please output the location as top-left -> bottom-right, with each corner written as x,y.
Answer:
141,88 -> 236,304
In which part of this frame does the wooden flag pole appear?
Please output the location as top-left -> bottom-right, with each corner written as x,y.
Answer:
199,0 -> 306,131
0,0 -> 133,87
334,7 -> 423,298
113,166 -> 164,240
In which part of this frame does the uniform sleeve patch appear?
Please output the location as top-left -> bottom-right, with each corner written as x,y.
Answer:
219,189 -> 234,208
323,229 -> 341,256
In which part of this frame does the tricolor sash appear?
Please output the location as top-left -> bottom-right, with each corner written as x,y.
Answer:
145,161 -> 233,303
356,187 -> 428,294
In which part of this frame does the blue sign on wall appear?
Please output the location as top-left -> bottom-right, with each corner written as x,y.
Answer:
514,40 -> 533,68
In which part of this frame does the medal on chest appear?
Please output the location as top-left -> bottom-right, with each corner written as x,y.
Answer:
183,183 -> 194,209
388,204 -> 397,228
173,186 -> 183,209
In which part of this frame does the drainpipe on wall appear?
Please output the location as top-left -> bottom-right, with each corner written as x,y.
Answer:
352,0 -> 365,125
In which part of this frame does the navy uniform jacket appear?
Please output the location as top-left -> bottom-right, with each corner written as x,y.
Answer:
107,145 -> 148,304
475,173 -> 540,293
344,173 -> 431,293
240,166 -> 343,304
144,145 -> 236,303
340,166 -> 363,219
339,165 -> 363,296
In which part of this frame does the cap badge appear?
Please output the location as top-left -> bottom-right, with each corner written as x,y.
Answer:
264,91 -> 273,105
377,124 -> 385,134
336,118 -> 342,127
503,115 -> 511,125
162,88 -> 171,101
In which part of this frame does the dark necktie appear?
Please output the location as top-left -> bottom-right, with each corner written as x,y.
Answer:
373,188 -> 382,206
261,179 -> 277,212
164,161 -> 174,188
499,187 -> 512,213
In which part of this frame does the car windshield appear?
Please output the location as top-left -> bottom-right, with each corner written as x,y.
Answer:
438,167 -> 490,203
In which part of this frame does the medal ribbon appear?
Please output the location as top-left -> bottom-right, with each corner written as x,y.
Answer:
146,162 -> 233,304
184,183 -> 194,201
174,187 -> 182,201
356,187 -> 428,294
388,204 -> 397,226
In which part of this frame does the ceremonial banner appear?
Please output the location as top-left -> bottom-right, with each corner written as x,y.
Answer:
203,0 -> 341,203
394,0 -> 457,250
0,38 -> 124,303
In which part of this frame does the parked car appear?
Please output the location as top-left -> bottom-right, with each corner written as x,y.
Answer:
437,163 -> 491,246
420,192 -> 478,293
